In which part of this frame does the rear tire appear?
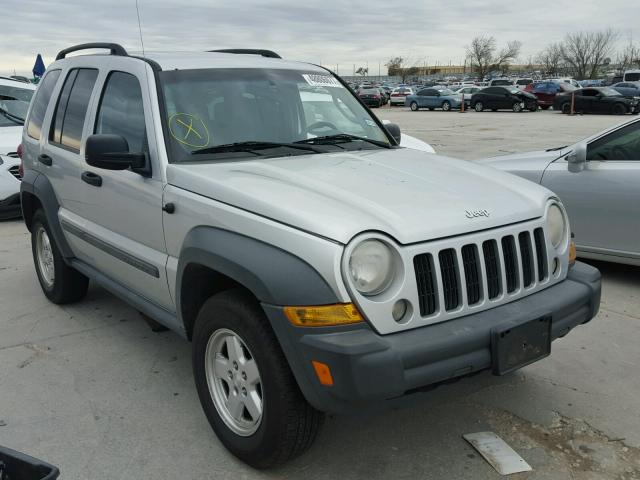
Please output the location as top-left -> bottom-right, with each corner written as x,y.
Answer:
30,210 -> 88,304
410,101 -> 419,111
561,103 -> 571,114
192,289 -> 324,469
474,102 -> 484,112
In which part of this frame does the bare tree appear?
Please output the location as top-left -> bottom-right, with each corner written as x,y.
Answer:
561,29 -> 618,79
537,43 -> 563,75
616,41 -> 640,72
355,66 -> 368,76
466,36 -> 521,79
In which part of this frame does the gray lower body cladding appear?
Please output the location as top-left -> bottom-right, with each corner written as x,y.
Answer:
263,261 -> 601,414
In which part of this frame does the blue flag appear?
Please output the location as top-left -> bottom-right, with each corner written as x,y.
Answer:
32,54 -> 45,77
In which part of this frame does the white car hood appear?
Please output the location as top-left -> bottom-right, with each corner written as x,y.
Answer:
0,126 -> 23,155
167,148 -> 553,245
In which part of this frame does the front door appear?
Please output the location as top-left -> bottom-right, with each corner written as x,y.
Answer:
542,120 -> 640,261
67,64 -> 173,312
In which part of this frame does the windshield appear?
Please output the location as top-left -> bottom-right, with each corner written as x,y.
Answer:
0,84 -> 34,127
624,72 -> 640,82
160,68 -> 390,162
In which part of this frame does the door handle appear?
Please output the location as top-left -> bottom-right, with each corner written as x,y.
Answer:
38,154 -> 53,166
81,171 -> 102,187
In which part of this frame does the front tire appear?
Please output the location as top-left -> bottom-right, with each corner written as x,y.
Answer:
561,103 -> 571,114
442,101 -> 451,111
192,289 -> 324,468
410,101 -> 419,111
512,102 -> 523,112
612,103 -> 627,115
31,210 -> 88,304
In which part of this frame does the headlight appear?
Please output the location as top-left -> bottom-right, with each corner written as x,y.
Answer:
547,203 -> 567,249
349,240 -> 394,295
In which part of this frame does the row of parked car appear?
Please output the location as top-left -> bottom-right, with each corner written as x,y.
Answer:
396,82 -> 640,115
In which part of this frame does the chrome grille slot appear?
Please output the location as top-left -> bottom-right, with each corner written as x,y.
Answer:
414,253 -> 437,316
461,244 -> 481,305
534,228 -> 547,281
518,232 -> 534,287
501,236 -> 519,293
439,249 -> 460,311
482,240 -> 502,299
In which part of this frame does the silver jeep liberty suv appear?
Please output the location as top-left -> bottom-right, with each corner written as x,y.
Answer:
20,43 -> 601,468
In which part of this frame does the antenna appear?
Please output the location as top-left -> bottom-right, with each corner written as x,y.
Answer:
135,0 -> 146,56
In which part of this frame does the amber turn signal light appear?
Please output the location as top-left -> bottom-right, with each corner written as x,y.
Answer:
311,360 -> 334,386
569,240 -> 577,265
284,303 -> 364,327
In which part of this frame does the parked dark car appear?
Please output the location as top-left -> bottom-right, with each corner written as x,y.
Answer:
357,87 -> 384,108
471,86 -> 538,112
611,82 -> 640,99
524,81 -> 576,110
554,87 -> 639,115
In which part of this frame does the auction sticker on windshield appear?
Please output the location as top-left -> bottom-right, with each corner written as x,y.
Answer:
302,74 -> 343,88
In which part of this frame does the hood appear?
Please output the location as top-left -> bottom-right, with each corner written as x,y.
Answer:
478,148 -> 568,184
0,126 -> 23,155
167,148 -> 553,245
516,91 -> 537,99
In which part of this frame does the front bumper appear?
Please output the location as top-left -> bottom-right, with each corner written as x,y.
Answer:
264,261 -> 601,414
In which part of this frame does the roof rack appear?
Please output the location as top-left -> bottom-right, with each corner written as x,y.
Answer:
208,49 -> 281,59
56,43 -> 128,61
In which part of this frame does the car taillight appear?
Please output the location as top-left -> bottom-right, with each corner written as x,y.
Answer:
17,144 -> 24,178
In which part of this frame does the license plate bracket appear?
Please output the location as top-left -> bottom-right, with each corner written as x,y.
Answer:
492,316 -> 551,375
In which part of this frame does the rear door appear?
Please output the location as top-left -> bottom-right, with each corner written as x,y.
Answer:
42,68 -> 99,221
68,62 -> 173,311
542,120 -> 640,260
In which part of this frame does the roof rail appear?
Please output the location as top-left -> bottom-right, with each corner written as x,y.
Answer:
56,43 -> 128,61
209,49 -> 282,59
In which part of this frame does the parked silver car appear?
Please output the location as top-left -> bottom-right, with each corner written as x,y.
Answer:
482,118 -> 640,266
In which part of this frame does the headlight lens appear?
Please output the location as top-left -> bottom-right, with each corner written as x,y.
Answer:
547,204 -> 567,249
349,240 -> 394,295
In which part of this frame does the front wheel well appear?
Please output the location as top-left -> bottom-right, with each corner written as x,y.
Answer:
180,263 -> 256,340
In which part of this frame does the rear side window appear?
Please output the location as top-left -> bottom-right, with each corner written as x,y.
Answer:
95,72 -> 148,153
26,69 -> 61,140
50,68 -> 98,151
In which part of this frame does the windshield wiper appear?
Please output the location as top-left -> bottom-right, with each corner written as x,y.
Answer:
546,145 -> 567,152
191,141 -> 325,156
0,107 -> 25,125
295,133 -> 391,149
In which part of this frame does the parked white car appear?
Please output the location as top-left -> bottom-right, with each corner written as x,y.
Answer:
0,78 -> 35,218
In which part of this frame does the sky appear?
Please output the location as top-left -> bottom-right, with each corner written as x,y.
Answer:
2,0 -> 639,77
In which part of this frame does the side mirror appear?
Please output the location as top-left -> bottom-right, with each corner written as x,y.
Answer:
85,134 -> 146,171
566,141 -> 587,173
384,122 -> 402,144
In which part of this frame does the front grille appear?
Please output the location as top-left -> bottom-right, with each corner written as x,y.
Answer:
414,227 -> 549,317
8,165 -> 21,181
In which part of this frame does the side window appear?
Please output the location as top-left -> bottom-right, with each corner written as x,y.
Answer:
417,89 -> 429,96
587,122 -> 640,161
26,69 -> 61,140
484,87 -> 498,94
95,72 -> 148,153
50,69 -> 98,151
